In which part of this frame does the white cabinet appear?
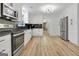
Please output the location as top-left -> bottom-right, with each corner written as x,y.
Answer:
0,34 -> 11,56
24,29 -> 32,46
32,29 -> 43,36
22,6 -> 29,24
15,4 -> 22,21
12,3 -> 17,10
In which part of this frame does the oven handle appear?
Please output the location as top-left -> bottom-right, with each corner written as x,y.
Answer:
13,32 -> 24,37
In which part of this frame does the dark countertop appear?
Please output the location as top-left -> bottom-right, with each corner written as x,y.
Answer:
0,23 -> 43,37
0,30 -> 12,37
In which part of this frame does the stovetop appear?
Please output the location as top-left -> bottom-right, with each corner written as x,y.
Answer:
11,28 -> 24,34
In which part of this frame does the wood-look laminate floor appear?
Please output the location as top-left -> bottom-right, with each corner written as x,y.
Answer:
20,31 -> 79,56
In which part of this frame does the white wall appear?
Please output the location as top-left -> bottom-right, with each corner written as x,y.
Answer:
28,4 -> 79,46
29,11 -> 60,36
44,4 -> 79,45
29,13 -> 43,24
29,13 -> 59,36
47,14 -> 59,36
58,4 -> 78,45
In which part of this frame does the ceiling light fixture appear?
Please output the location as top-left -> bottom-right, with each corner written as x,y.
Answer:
41,5 -> 57,13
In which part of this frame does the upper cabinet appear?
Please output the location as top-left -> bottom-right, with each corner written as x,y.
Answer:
16,4 -> 29,27
15,3 -> 22,21
22,6 -> 29,23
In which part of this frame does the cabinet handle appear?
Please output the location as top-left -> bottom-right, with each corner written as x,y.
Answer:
0,40 -> 5,42
0,50 -> 5,54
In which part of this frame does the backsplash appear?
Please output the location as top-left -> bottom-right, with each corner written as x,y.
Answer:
0,19 -> 15,25
0,19 -> 16,31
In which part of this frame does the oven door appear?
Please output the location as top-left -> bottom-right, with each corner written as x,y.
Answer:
12,33 -> 24,55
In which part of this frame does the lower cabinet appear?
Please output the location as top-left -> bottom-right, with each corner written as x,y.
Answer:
24,29 -> 32,46
0,34 -> 11,56
32,29 -> 43,36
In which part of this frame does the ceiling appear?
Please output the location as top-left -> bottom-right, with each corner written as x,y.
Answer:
22,3 -> 74,14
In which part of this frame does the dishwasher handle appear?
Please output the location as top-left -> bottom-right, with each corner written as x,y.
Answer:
0,40 -> 5,43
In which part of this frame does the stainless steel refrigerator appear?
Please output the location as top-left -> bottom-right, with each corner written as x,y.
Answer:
60,16 -> 68,41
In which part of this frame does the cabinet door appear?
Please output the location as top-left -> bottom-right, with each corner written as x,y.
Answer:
0,35 -> 11,45
24,30 -> 32,46
0,34 -> 11,56
32,29 -> 43,36
27,30 -> 32,39
24,31 -> 28,45
0,39 -> 11,56
16,4 -> 22,21
32,29 -> 37,36
37,29 -> 43,36
28,30 -> 32,39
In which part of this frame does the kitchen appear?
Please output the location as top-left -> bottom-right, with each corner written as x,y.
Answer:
0,3 -> 79,56
0,3 -> 43,56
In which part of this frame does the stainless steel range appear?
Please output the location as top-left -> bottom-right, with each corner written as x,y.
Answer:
11,28 -> 24,56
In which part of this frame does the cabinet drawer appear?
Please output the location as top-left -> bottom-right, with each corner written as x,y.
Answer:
0,39 -> 11,56
0,35 -> 11,45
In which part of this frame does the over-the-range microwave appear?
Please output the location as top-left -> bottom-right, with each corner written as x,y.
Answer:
0,3 -> 18,20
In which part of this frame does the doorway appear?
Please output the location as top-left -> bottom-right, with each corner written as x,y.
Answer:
60,16 -> 69,41
42,22 -> 49,36
43,22 -> 47,31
